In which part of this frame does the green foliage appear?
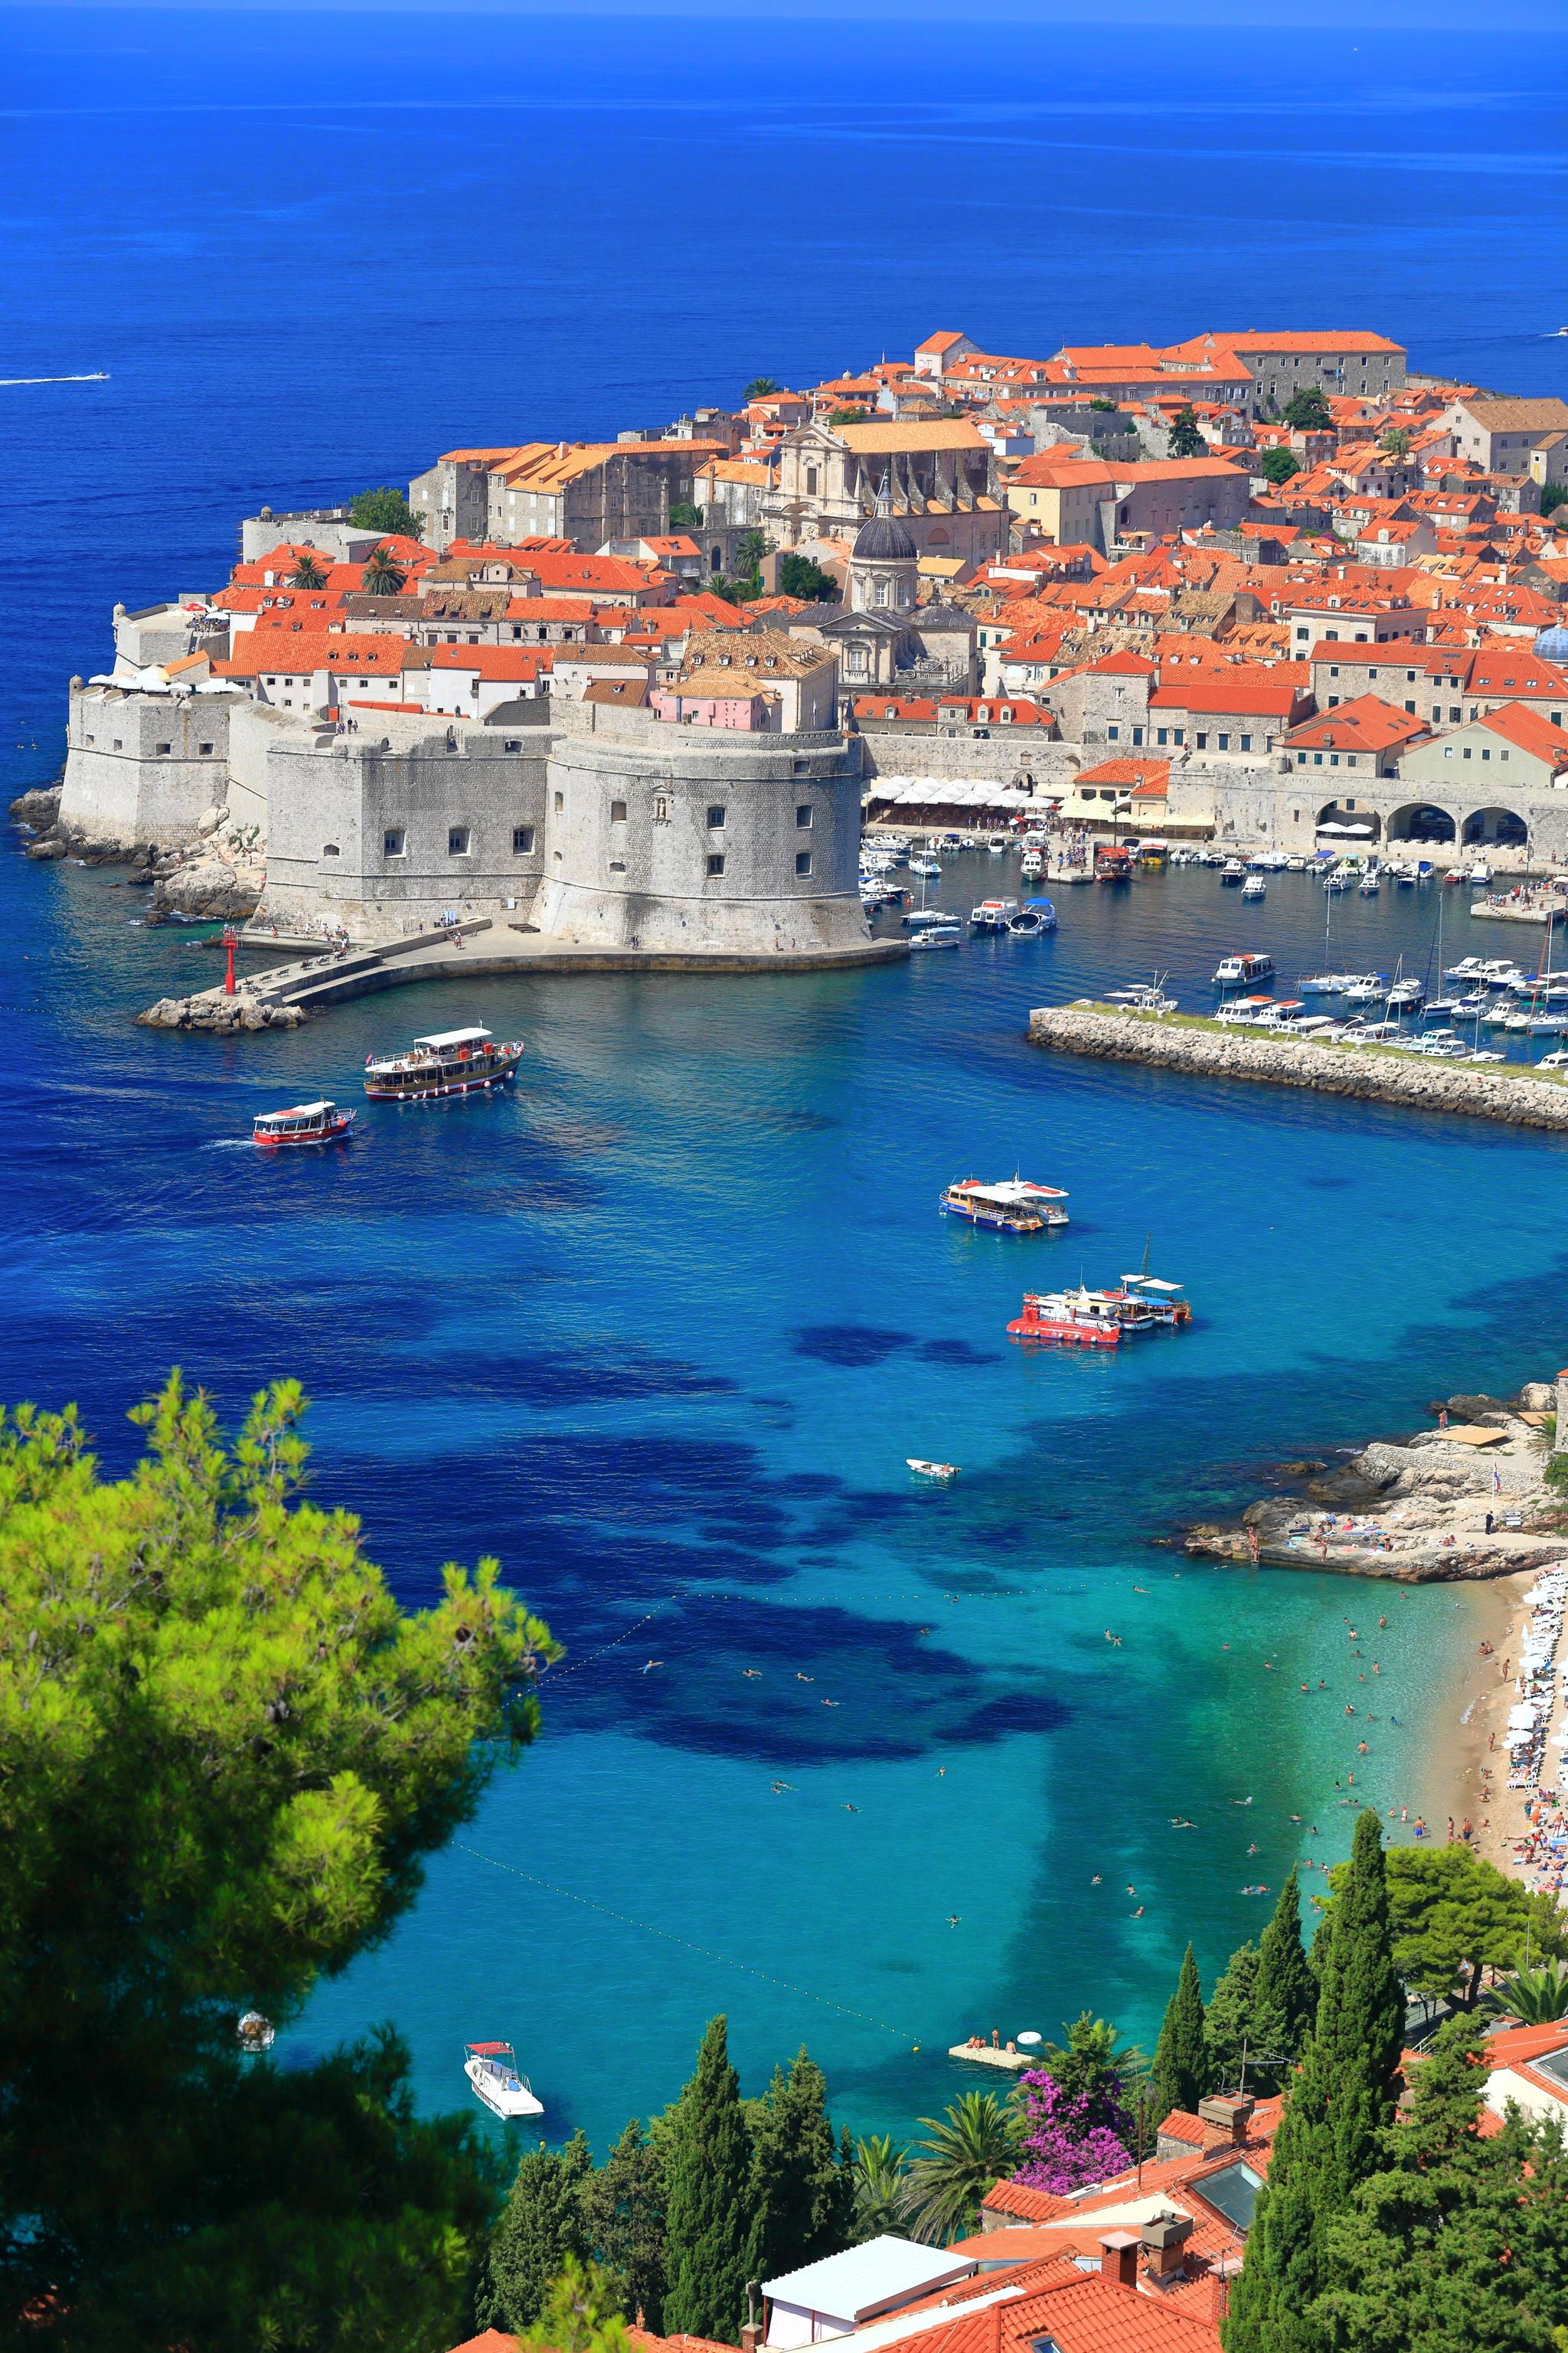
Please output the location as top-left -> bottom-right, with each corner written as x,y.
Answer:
1148,1944 -> 1209,2123
1255,1868 -> 1318,2067
1089,397 -> 1119,413
777,552 -> 840,603
829,407 -> 871,426
1282,387 -> 1333,432
519,2255 -> 636,2353
669,501 -> 704,528
1040,2011 -> 1148,2121
850,2133 -> 910,2240
0,1375 -> 556,2347
747,2048 -> 851,2281
662,2016 -> 754,2341
582,2118 -> 668,2329
1168,404 -> 1206,459
1356,1845 -> 1563,2005
348,485 -> 424,539
1224,1811 -> 1404,2353
1379,427 -> 1412,456
479,2131 -> 593,2333
1205,1941 -> 1262,2093
362,542 -> 408,595
1315,2017 -> 1568,2353
903,2091 -> 1020,2245
744,376 -> 782,401
1542,481 -> 1568,515
1259,446 -> 1302,486
1485,1959 -> 1568,2026
289,551 -> 329,589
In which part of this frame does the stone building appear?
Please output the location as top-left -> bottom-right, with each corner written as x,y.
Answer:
763,418 -> 1006,561
408,441 -> 726,553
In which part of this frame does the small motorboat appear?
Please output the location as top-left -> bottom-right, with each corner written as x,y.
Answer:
464,2041 -> 543,2119
909,922 -> 962,951
909,854 -> 942,878
907,1457 -> 960,1482
1220,858 -> 1246,885
1240,874 -> 1266,901
1106,976 -> 1178,1014
253,1100 -> 354,1148
1021,851 -> 1044,880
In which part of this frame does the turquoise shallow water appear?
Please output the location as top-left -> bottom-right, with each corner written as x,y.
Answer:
5,1 -> 1568,2152
2,846 -> 1555,2147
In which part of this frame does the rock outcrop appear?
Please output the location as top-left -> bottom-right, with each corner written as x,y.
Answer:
139,995 -> 304,1033
1028,1004 -> 1568,1132
8,784 -> 62,832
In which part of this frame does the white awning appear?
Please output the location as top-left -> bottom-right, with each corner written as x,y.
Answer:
412,1026 -> 492,1049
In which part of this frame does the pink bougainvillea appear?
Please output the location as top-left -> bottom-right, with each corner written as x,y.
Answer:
1010,2068 -> 1132,2197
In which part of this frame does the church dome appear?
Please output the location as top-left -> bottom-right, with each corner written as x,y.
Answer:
1534,620 -> 1568,665
853,507 -> 916,563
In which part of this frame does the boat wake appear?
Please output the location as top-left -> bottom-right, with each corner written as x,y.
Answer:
201,1139 -> 253,1152
0,371 -> 109,386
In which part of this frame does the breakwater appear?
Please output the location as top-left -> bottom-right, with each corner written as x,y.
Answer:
1027,1004 -> 1568,1132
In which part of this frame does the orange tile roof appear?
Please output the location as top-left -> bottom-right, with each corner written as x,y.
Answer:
1285,693 -> 1431,752
1476,701 -> 1568,763
1077,758 -> 1171,792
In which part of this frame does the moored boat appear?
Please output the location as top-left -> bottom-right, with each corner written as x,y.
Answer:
941,1176 -> 1069,1233
1214,952 -> 1274,988
253,1099 -> 354,1148
906,1457 -> 960,1482
364,1026 -> 524,1101
464,2041 -> 543,2119
1007,1286 -> 1122,1346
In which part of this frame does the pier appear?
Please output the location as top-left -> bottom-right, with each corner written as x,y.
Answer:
1027,1002 -> 1568,1132
140,920 -> 906,1030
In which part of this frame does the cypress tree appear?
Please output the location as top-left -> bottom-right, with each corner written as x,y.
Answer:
479,2129 -> 593,2332
1224,1810 -> 1404,2353
662,2016 -> 754,2342
746,2048 -> 846,2281
1253,1869 -> 1317,2066
1204,1942 -> 1260,2096
1146,1945 -> 1208,2126
582,2117 -> 667,2330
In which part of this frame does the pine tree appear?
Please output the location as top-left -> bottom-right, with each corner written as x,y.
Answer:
662,2017 -> 755,2341
1253,1869 -> 1318,2067
1147,1945 -> 1208,2126
582,2117 -> 667,2330
1204,1942 -> 1260,2095
518,2254 -> 635,2353
746,2050 -> 847,2281
1168,404 -> 1205,459
1224,1811 -> 1404,2353
479,2130 -> 593,2332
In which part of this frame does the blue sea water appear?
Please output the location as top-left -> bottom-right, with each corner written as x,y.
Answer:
3,8 -> 1568,2152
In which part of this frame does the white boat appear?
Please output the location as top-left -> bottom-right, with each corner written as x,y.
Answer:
1539,1050 -> 1568,1070
253,1099 -> 354,1149
1323,871 -> 1351,893
903,907 -> 952,930
986,835 -> 1010,855
1020,851 -> 1044,879
909,923 -> 962,951
237,2011 -> 276,2052
1358,873 -> 1380,897
909,855 -> 942,878
1468,861 -> 1493,885
1341,976 -> 1387,1003
1240,874 -> 1266,901
1106,976 -> 1178,1013
1220,858 -> 1246,884
941,1175 -> 1069,1232
908,1457 -> 960,1481
1216,994 -> 1276,1026
1214,952 -> 1274,987
969,898 -> 1018,930
464,2041 -> 543,2119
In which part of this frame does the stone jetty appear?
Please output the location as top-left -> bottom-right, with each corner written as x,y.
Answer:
1027,1003 -> 1568,1132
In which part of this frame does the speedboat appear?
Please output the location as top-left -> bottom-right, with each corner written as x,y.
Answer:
986,835 -> 1010,855
907,1457 -> 960,1481
1214,952 -> 1274,987
464,2042 -> 543,2119
253,1100 -> 354,1148
1468,862 -> 1493,886
364,1027 -> 524,1101
941,1176 -> 1069,1233
908,854 -> 941,879
1241,874 -> 1266,901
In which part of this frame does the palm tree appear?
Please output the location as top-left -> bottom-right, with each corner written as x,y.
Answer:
361,544 -> 407,596
743,376 -> 782,402
902,2092 -> 1019,2246
1485,1959 -> 1568,2025
851,2134 -> 910,2240
288,552 -> 328,589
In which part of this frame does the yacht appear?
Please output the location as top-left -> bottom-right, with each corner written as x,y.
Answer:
464,2042 -> 543,2119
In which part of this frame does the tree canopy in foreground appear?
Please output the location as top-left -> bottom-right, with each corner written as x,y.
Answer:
0,1374 -> 557,2351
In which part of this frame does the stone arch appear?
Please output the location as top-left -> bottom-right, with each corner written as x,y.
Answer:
1461,805 -> 1528,848
1315,800 -> 1381,843
1386,801 -> 1456,845
927,526 -> 950,545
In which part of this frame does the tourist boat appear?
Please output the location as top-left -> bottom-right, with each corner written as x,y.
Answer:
253,1100 -> 354,1148
1240,874 -> 1266,901
907,1457 -> 959,1482
464,2041 -> 543,2119
941,1175 -> 1069,1233
1020,851 -> 1044,879
364,1027 -> 524,1101
1220,858 -> 1246,884
908,922 -> 962,951
1008,909 -> 1047,937
1007,1289 -> 1122,1347
1094,843 -> 1133,882
969,898 -> 1018,930
1214,952 -> 1274,987
1215,994 -> 1276,1025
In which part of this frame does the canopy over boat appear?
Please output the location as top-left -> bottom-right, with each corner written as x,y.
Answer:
950,1178 -> 1067,1208
259,1100 -> 332,1123
1120,1274 -> 1184,1293
413,1026 -> 492,1051
466,2041 -> 513,2055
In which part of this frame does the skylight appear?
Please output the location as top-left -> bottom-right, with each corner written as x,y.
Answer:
1199,2160 -> 1263,2234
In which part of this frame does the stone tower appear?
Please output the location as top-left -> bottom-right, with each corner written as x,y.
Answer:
849,478 -> 918,617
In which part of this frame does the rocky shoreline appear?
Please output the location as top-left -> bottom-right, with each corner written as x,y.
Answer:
1184,1383 -> 1568,1583
1028,1003 -> 1568,1131
8,785 -> 263,925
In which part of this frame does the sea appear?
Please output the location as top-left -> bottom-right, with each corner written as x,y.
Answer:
4,5 -> 1568,2154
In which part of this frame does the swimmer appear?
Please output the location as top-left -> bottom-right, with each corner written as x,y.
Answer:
842,1803 -> 859,1813
797,1672 -> 815,1682
822,1698 -> 839,1707
772,1780 -> 793,1793
742,1668 -> 763,1679
642,1660 -> 663,1673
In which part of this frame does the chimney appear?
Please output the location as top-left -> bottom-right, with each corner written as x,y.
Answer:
741,2330 -> 761,2353
1197,2094 -> 1254,2152
1141,2213 -> 1194,2282
1099,2231 -> 1139,2292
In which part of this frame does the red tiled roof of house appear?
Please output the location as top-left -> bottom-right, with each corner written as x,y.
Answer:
1285,693 -> 1431,753
1149,676 -> 1306,717
1477,702 -> 1568,763
1077,758 -> 1171,793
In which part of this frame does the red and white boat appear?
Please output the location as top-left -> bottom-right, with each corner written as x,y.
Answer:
1008,1274 -> 1192,1347
364,1025 -> 524,1102
253,1099 -> 354,1149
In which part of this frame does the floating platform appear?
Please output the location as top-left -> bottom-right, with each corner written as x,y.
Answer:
948,2043 -> 1034,2070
